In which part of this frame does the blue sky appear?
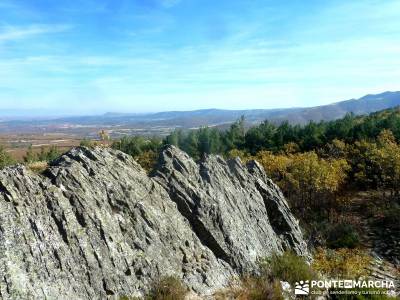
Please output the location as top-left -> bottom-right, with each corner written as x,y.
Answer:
0,0 -> 399,115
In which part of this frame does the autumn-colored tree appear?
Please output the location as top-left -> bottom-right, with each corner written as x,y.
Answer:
346,139 -> 378,189
254,151 -> 349,218
135,150 -> 158,173
226,149 -> 250,163
282,142 -> 300,155
321,139 -> 347,158
286,152 -> 349,215
253,151 -> 291,190
371,130 -> 400,200
313,248 -> 371,279
346,129 -> 400,201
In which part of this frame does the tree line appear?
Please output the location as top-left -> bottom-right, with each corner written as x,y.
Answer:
165,108 -> 400,156
110,108 -> 400,223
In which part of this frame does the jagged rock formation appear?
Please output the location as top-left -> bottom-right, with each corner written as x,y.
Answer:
153,146 -> 308,273
0,146 -> 307,299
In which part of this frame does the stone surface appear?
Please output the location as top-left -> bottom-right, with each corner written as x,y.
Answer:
0,146 -> 307,299
153,146 -> 308,273
0,147 -> 233,299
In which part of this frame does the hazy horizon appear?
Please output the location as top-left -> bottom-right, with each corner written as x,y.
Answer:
0,90 -> 389,118
1,0 -> 400,114
0,90 -> 400,118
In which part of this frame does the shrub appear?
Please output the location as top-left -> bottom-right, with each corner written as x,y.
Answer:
374,204 -> 400,230
112,136 -> 162,171
23,145 -> 62,165
0,145 -> 14,169
325,223 -> 360,249
261,251 -> 315,285
37,146 -> 61,162
112,136 -> 162,157
24,145 -> 36,163
226,149 -> 251,163
312,248 -> 371,279
27,161 -> 48,173
135,150 -> 158,173
80,138 -> 97,148
147,276 -> 187,300
215,277 -> 284,300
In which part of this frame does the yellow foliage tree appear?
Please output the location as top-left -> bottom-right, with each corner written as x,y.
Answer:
253,151 -> 291,188
135,150 -> 158,173
226,149 -> 250,163
254,150 -> 349,217
313,248 -> 371,279
372,129 -> 400,199
282,142 -> 300,154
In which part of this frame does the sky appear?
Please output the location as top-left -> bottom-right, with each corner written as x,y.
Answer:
0,0 -> 399,115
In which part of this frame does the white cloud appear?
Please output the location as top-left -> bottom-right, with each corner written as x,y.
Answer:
0,24 -> 72,42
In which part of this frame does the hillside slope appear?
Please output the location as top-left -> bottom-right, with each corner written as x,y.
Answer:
276,91 -> 400,124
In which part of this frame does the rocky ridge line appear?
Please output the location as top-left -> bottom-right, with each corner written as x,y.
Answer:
0,146 -> 307,299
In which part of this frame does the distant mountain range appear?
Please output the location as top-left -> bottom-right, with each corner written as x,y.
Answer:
1,91 -> 400,136
63,90 -> 400,125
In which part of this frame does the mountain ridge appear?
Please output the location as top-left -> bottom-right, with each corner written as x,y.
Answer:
1,91 -> 399,136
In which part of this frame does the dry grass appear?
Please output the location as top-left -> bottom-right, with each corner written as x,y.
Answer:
214,277 -> 284,300
27,161 -> 48,173
147,276 -> 188,300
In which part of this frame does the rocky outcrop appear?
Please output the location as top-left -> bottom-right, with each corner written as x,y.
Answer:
0,148 -> 233,299
153,146 -> 308,273
0,146 -> 307,299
